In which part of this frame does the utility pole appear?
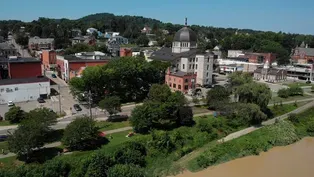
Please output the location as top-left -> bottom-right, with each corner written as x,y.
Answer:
58,85 -> 62,115
88,90 -> 92,119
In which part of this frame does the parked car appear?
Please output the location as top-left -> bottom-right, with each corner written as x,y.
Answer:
0,135 -> 8,142
37,97 -> 45,103
7,101 -> 14,107
51,73 -> 57,78
73,104 -> 82,111
306,80 -> 311,84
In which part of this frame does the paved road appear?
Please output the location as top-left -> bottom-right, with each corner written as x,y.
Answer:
9,37 -> 31,58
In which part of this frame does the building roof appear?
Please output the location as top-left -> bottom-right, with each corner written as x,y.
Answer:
0,43 -> 15,50
0,76 -> 49,86
254,68 -> 285,75
0,57 -> 40,63
173,26 -> 197,42
150,48 -> 212,61
169,70 -> 191,77
295,47 -> 314,57
63,55 -> 110,62
29,37 -> 54,44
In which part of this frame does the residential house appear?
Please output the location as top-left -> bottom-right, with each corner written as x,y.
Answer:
107,36 -> 129,57
165,68 -> 197,94
0,43 -> 17,57
104,32 -> 120,39
28,37 -> 54,51
141,26 -> 151,34
291,42 -> 314,64
72,36 -> 96,46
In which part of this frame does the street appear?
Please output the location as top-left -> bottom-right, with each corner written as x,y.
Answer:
8,36 -> 32,58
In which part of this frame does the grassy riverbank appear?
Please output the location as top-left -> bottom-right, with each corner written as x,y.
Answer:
187,107 -> 314,172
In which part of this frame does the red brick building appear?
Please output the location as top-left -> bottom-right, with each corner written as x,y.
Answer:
8,58 -> 42,79
56,55 -> 109,82
41,50 -> 57,70
165,68 -> 196,94
291,47 -> 314,64
243,53 -> 276,63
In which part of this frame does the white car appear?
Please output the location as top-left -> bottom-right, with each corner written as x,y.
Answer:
7,101 -> 14,107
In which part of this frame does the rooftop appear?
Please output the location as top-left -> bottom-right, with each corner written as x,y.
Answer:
169,70 -> 195,77
63,55 -> 111,62
0,43 -> 15,50
150,48 -> 212,61
0,57 -> 40,63
0,76 -> 50,86
295,47 -> 314,57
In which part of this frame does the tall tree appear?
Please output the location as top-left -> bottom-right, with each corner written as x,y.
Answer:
98,96 -> 121,116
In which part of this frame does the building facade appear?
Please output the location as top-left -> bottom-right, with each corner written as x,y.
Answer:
0,77 -> 50,104
291,42 -> 314,64
0,43 -> 17,57
41,50 -> 57,70
151,19 -> 214,88
28,37 -> 54,51
165,68 -> 196,94
253,60 -> 287,83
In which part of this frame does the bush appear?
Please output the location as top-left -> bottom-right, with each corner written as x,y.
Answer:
306,121 -> 314,134
196,119 -> 214,134
288,113 -> 299,123
5,106 -> 26,124
62,117 -> 102,151
85,153 -> 115,177
113,142 -> 146,167
277,88 -> 290,98
107,164 -> 146,177
288,86 -> 303,96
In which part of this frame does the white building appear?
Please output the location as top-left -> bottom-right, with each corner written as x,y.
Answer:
150,19 -> 214,86
0,77 -> 50,104
228,50 -> 244,58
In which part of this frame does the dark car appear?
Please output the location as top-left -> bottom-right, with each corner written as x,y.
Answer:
37,97 -> 45,103
51,74 -> 57,78
73,104 -> 82,111
203,84 -> 212,88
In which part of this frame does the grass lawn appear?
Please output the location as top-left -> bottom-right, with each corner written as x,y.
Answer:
271,94 -> 313,103
284,82 -> 313,88
0,130 -> 138,168
96,121 -> 131,132
192,106 -> 211,114
269,102 -> 309,117
0,141 -> 9,152
0,121 -> 14,126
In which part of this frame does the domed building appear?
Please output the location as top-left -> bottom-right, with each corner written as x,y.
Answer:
150,18 -> 214,93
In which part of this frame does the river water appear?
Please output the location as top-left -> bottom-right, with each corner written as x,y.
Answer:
174,137 -> 314,177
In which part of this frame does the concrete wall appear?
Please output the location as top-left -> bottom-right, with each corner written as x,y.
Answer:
0,81 -> 50,104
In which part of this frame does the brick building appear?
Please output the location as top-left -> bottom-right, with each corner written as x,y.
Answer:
120,48 -> 132,57
56,55 -> 110,82
28,37 -> 54,51
165,68 -> 196,94
243,52 -> 276,63
41,50 -> 57,70
291,43 -> 314,64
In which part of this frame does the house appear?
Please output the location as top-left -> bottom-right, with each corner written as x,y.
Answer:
0,43 -> 17,57
42,50 -> 57,71
228,50 -> 245,58
107,36 -> 129,57
150,19 -> 214,88
165,68 -> 197,94
0,76 -> 50,104
120,48 -> 132,57
253,59 -> 287,83
227,50 -> 276,64
141,26 -> 151,34
74,51 -> 109,60
72,36 -> 96,46
291,42 -> 314,64
56,55 -> 110,82
28,37 -> 54,51
104,32 -> 120,39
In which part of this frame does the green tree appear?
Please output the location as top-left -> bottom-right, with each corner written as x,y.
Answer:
108,164 -> 146,177
235,82 -> 272,110
277,88 -> 290,98
5,106 -> 26,124
227,72 -> 253,90
148,84 -> 171,102
7,109 -> 57,161
177,106 -> 194,126
136,35 -> 149,47
99,96 -> 121,116
15,34 -> 29,46
61,117 -> 101,151
206,85 -> 230,110
288,85 -> 303,96
85,153 -> 115,177
130,104 -> 154,133
43,159 -> 71,177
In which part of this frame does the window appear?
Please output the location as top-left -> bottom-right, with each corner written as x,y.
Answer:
185,79 -> 189,83
206,72 -> 209,77
207,58 -> 209,62
196,58 -> 198,62
173,84 -> 176,88
15,87 -> 18,91
182,64 -> 185,70
178,85 -> 182,89
193,64 -> 195,69
169,83 -> 172,87
189,58 -> 192,62
184,85 -> 189,90
189,64 -> 191,69
193,58 -> 195,62
207,65 -> 209,70
0,88 -> 3,92
196,64 -> 198,70
206,79 -> 209,83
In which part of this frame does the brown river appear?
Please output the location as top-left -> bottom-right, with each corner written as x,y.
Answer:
174,137 -> 314,177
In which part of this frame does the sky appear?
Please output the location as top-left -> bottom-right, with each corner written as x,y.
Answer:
1,0 -> 314,35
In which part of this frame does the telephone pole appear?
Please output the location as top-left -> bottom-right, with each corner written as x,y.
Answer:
58,85 -> 62,115
88,90 -> 92,118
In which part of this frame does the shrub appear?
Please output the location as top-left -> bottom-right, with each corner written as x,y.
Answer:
288,113 -> 299,123
107,164 -> 146,177
306,121 -> 314,134
277,88 -> 289,98
288,86 -> 303,96
85,153 -> 115,177
5,106 -> 26,124
113,142 -> 146,167
196,119 -> 214,134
